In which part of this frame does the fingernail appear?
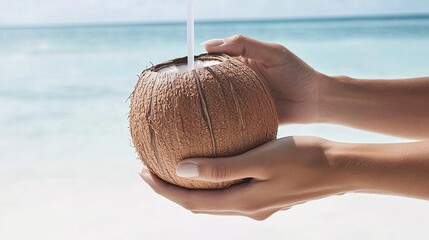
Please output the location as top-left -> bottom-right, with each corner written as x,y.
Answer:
176,163 -> 199,178
201,39 -> 224,46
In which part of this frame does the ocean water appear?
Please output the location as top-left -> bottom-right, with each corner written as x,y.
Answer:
1,16 -> 429,239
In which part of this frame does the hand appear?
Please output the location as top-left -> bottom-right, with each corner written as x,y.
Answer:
203,35 -> 324,124
203,35 -> 429,138
140,136 -> 349,221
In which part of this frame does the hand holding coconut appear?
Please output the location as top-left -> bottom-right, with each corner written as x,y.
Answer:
195,34 -> 429,138
141,136 -> 344,220
138,35 -> 429,220
203,35 -> 323,124
141,136 -> 429,220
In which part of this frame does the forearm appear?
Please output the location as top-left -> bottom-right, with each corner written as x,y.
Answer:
327,140 -> 429,200
318,75 -> 429,139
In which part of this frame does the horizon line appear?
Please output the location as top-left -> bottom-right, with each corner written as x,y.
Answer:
1,12 -> 429,30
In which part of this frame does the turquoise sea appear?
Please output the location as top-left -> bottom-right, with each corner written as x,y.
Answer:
1,15 -> 429,239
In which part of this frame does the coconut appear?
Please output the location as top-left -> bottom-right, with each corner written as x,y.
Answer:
129,53 -> 278,189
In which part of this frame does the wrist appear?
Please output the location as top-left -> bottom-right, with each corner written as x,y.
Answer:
316,74 -> 357,124
324,141 -> 395,194
322,140 -> 365,193
329,141 -> 429,199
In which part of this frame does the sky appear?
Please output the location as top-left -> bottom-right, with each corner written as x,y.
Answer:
0,0 -> 429,25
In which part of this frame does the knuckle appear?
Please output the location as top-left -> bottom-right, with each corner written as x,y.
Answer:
211,162 -> 230,181
182,200 -> 195,211
181,193 -> 196,211
151,186 -> 163,195
271,43 -> 286,51
229,34 -> 246,43
182,192 -> 209,213
270,43 -> 289,60
249,209 -> 276,221
250,213 -> 271,221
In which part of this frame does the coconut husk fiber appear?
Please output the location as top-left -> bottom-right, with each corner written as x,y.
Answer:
129,53 -> 278,189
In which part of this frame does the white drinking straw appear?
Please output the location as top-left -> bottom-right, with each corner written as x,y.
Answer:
187,0 -> 195,71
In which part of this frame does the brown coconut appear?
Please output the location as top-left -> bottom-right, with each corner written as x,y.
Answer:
129,53 -> 278,189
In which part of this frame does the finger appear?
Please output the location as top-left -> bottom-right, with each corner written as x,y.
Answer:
176,154 -> 265,182
203,34 -> 288,67
140,167 -> 190,205
140,167 -> 259,212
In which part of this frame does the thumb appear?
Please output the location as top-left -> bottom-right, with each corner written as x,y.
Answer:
176,155 -> 263,182
202,34 -> 287,67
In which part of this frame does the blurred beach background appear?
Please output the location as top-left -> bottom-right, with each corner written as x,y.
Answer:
1,1 -> 429,239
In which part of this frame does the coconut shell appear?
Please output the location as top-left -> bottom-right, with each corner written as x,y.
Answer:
129,53 -> 278,189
